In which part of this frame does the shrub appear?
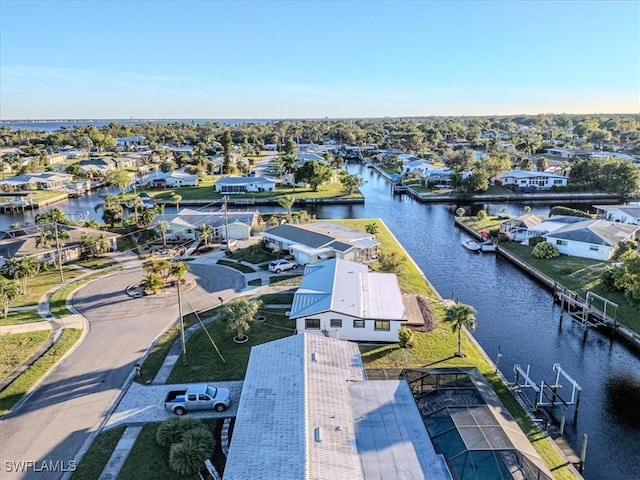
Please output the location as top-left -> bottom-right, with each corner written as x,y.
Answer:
548,206 -> 591,218
169,437 -> 208,476
529,236 -> 545,247
455,207 -> 465,217
613,240 -> 638,261
182,427 -> 214,452
156,417 -> 203,448
398,327 -> 414,348
476,210 -> 487,221
531,241 -> 560,259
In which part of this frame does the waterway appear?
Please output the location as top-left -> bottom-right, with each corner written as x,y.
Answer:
1,167 -> 638,479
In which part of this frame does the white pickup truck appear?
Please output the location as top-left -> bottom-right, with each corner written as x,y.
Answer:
164,384 -> 231,415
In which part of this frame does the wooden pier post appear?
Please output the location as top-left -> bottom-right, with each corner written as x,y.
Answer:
560,409 -> 566,435
579,433 -> 588,473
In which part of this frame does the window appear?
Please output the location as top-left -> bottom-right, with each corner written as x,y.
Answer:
305,319 -> 320,330
198,394 -> 210,401
589,245 -> 599,251
330,319 -> 342,328
556,239 -> 568,246
187,394 -> 197,401
375,320 -> 390,331
353,319 -> 365,328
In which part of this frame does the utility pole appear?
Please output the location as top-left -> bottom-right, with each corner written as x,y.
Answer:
177,277 -> 186,364
223,196 -> 231,251
54,221 -> 64,282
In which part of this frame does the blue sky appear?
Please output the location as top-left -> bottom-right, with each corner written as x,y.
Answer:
1,0 -> 638,119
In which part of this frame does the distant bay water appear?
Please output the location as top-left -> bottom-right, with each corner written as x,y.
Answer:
0,118 -> 284,132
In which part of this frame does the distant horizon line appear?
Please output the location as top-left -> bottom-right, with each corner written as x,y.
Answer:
2,112 -> 639,122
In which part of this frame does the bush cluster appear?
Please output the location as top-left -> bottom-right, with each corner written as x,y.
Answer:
531,241 -> 560,259
156,417 -> 215,476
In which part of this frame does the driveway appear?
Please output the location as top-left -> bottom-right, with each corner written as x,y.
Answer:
0,264 -> 244,480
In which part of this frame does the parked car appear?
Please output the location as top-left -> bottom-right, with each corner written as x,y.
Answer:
164,384 -> 231,415
220,239 -> 238,250
268,259 -> 298,273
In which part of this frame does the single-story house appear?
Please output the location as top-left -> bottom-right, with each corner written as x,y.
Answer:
150,171 -> 198,188
404,159 -> 433,175
224,333 -> 453,480
501,170 -> 568,190
78,157 -> 118,173
295,152 -> 327,166
0,172 -> 73,191
425,168 -> 466,188
499,214 -> 544,242
524,216 -> 589,243
290,258 -> 407,342
116,135 -> 146,147
544,219 -> 640,261
214,175 -> 276,194
262,222 -> 379,265
594,205 -> 640,226
149,208 -> 259,241
0,225 -> 119,269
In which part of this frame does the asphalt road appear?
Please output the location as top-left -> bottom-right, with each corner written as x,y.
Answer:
0,263 -> 244,480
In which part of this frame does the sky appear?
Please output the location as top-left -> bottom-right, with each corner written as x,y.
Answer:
0,0 -> 638,119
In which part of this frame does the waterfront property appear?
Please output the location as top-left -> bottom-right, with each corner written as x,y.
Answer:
501,170 -> 568,190
214,175 -> 276,193
149,208 -> 259,242
149,171 -> 198,188
224,333 -> 453,480
499,214 -> 544,242
290,258 -> 406,342
0,172 -> 73,191
544,219 -> 640,261
593,204 -> 640,225
262,221 -> 379,265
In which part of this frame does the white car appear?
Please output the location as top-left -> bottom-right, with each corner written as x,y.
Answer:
220,239 -> 238,251
268,259 -> 298,273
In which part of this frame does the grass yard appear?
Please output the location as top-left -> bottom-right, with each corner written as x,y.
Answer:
216,259 -> 256,273
70,426 -> 127,480
30,190 -> 69,204
9,267 -> 84,308
168,310 -> 294,382
0,309 -> 43,327
269,275 -> 302,287
118,420 -> 225,480
0,328 -> 82,416
72,257 -> 118,270
0,330 -> 50,381
228,244 -> 275,264
259,293 -> 294,305
501,243 -> 640,332
461,215 -> 507,234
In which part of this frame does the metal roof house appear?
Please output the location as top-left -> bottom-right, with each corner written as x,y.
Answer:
290,258 -> 406,342
149,208 -> 259,241
0,172 -> 73,191
544,219 -> 640,261
499,214 -> 544,242
501,170 -> 568,190
594,204 -> 640,226
214,175 -> 276,193
262,222 -> 379,265
223,333 -> 453,480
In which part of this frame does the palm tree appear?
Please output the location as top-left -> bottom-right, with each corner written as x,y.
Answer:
277,195 -> 296,218
171,262 -> 189,284
96,233 -> 111,255
36,231 -> 54,248
444,302 -> 477,357
95,194 -> 124,227
171,192 -> 182,211
196,224 -> 213,248
8,257 -> 40,294
0,277 -> 21,318
130,194 -> 145,225
156,221 -> 170,246
220,298 -> 263,342
80,233 -> 96,259
142,273 -> 164,294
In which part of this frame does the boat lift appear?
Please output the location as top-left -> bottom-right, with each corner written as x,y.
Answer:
513,363 -> 582,423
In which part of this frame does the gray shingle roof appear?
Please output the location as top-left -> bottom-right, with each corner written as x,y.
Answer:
545,219 -> 640,246
264,224 -> 335,248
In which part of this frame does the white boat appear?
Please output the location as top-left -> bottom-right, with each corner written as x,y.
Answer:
480,240 -> 497,252
462,240 -> 482,252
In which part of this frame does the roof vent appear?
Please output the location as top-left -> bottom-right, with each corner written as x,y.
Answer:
314,427 -> 322,442
311,352 -> 317,362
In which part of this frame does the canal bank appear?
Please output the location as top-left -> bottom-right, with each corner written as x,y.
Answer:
455,218 -> 640,352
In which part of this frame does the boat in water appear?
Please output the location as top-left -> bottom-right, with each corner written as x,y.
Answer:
479,240 -> 497,252
462,239 -> 482,252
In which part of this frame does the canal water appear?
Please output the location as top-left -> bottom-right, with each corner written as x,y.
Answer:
1,167 -> 639,479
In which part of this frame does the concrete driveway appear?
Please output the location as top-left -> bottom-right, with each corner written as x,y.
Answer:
0,263 -> 244,480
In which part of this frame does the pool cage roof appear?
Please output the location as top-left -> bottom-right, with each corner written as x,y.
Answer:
405,367 -> 554,480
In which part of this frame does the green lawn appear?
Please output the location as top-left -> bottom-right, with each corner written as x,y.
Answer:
269,275 -> 302,287
216,259 -> 256,273
72,256 -> 118,270
142,182 -> 363,202
0,309 -> 43,327
30,190 -> 69,204
501,243 -> 640,332
9,267 -> 85,308
259,293 -> 294,305
71,426 -> 127,480
228,244 -> 275,264
168,310 -> 294,382
0,330 -> 50,381
118,420 -> 225,480
0,328 -> 82,416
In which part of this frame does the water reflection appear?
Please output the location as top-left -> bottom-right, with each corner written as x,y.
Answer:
605,374 -> 640,429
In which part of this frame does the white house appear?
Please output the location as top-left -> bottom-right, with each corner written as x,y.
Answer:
499,214 -> 544,242
0,172 -> 73,191
214,175 -> 276,193
149,208 -> 259,241
544,219 -> 640,261
290,258 -> 406,342
501,170 -> 568,190
150,171 -> 198,188
262,222 -> 379,265
594,205 -> 640,226
224,334 -> 453,480
404,159 -> 433,175
521,215 -> 588,244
